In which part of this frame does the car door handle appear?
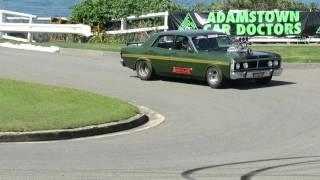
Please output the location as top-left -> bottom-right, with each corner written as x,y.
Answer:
171,51 -> 176,55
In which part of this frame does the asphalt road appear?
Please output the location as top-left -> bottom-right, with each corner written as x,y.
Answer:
0,47 -> 320,180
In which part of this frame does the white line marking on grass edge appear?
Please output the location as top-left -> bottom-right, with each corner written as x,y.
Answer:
72,106 -> 165,141
11,106 -> 165,144
0,42 -> 59,53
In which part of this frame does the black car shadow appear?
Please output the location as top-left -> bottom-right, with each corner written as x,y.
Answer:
224,79 -> 296,90
130,75 -> 208,86
130,75 -> 296,90
181,156 -> 320,180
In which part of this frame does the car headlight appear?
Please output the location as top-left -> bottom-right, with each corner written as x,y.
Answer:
268,61 -> 273,67
235,63 -> 241,70
243,62 -> 249,69
274,60 -> 279,66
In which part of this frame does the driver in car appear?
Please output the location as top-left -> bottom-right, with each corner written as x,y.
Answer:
181,37 -> 189,50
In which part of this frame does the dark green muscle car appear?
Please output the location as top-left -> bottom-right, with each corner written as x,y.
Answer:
120,30 -> 283,88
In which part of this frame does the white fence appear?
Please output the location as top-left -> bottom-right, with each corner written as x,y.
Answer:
1,9 -> 319,44
106,11 -> 169,34
0,10 -> 92,42
249,36 -> 320,43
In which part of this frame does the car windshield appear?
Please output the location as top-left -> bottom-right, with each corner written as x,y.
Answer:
192,35 -> 233,51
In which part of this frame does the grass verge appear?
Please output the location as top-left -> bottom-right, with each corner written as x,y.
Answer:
0,39 -> 125,52
1,39 -> 319,62
251,45 -> 320,63
49,43 -> 320,63
0,78 -> 139,132
35,42 -> 125,52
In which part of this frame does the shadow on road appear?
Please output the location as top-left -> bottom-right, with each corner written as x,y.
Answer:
181,156 -> 320,180
130,75 -> 208,87
225,80 -> 296,90
130,75 -> 296,90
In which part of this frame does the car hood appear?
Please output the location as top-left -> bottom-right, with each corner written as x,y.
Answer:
228,49 -> 278,61
197,48 -> 279,62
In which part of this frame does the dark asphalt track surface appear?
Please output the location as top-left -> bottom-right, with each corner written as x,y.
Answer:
0,47 -> 320,180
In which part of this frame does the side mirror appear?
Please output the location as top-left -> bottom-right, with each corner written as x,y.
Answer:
187,46 -> 194,53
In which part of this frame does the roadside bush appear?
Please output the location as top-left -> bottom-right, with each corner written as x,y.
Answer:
88,32 -> 156,44
70,0 -> 181,31
192,0 -> 318,11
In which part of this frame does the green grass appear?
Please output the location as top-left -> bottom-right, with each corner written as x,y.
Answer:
1,39 -> 319,62
0,78 -> 139,132
0,39 -> 125,52
35,42 -> 125,52
251,45 -> 320,63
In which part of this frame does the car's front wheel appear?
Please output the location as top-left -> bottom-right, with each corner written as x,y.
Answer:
136,61 -> 153,80
255,76 -> 272,85
206,66 -> 224,89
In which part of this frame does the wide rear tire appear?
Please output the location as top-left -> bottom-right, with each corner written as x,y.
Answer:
206,67 -> 224,89
136,61 -> 153,80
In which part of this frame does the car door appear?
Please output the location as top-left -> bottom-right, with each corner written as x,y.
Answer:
145,35 -> 175,75
170,36 -> 200,78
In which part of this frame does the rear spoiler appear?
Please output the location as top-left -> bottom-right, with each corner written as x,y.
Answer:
127,42 -> 144,47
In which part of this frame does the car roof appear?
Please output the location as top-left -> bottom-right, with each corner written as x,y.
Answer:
156,30 -> 225,37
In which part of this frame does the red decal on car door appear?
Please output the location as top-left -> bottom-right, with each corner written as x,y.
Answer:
172,67 -> 193,75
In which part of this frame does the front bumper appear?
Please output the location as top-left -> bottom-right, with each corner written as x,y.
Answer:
230,68 -> 283,80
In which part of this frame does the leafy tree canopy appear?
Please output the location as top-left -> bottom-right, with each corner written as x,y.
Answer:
70,0 -> 318,29
192,0 -> 319,11
70,0 -> 181,28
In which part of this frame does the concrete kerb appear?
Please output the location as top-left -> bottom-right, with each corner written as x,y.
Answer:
0,106 -> 164,143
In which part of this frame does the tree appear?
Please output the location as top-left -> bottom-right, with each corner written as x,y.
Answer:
192,0 -> 315,11
192,2 -> 225,11
309,2 -> 319,10
70,0 -> 182,29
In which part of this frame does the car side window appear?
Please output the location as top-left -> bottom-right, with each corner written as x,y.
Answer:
153,35 -> 174,49
192,36 -> 219,51
174,36 -> 190,51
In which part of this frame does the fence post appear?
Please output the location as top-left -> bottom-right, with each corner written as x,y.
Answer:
121,18 -> 127,31
0,11 -> 3,39
164,11 -> 169,31
27,16 -> 33,42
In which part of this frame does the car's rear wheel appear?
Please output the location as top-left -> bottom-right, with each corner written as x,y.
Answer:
255,76 -> 272,85
136,61 -> 153,80
206,66 -> 224,89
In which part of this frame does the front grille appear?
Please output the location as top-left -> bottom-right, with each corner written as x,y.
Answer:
258,60 -> 269,68
234,57 -> 281,72
247,61 -> 257,68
